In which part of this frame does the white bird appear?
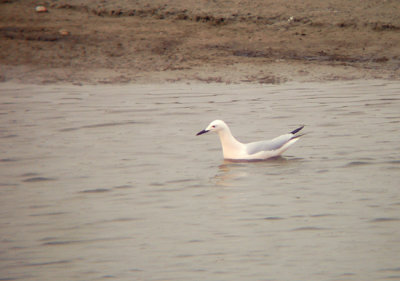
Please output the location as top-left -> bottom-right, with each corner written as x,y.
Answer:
196,120 -> 304,161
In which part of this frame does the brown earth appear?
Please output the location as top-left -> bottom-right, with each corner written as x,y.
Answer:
1,0 -> 399,84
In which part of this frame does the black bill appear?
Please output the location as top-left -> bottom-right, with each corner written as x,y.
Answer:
196,129 -> 209,136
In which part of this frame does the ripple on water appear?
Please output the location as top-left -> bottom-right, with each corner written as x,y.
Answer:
79,188 -> 111,193
342,161 -> 374,167
22,177 -> 57,183
263,216 -> 284,221
369,217 -> 400,223
41,236 -> 130,246
0,134 -> 18,139
113,184 -> 135,189
30,212 -> 67,217
291,226 -> 327,231
378,268 -> 400,280
25,260 -> 71,267
309,213 -> 336,218
380,267 -> 400,272
59,121 -> 140,132
0,158 -> 18,162
384,160 -> 400,169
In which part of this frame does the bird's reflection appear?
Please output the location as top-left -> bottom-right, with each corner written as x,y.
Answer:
212,156 -> 299,187
213,162 -> 248,187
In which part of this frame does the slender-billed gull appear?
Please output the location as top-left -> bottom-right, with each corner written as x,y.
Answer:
196,120 -> 304,160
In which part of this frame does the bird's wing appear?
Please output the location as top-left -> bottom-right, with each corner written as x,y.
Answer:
245,134 -> 294,155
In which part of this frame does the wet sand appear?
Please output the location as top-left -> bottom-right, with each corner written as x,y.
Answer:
0,81 -> 399,280
1,0 -> 400,84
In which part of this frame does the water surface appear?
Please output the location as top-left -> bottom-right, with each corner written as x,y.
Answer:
0,81 -> 399,280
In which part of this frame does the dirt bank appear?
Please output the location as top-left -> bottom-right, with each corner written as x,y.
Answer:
1,0 -> 399,84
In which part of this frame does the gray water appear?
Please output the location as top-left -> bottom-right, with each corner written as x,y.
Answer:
0,81 -> 399,281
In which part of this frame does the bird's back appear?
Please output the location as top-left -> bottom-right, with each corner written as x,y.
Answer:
245,134 -> 294,155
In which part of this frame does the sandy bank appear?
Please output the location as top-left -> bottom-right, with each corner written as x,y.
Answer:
1,0 -> 399,84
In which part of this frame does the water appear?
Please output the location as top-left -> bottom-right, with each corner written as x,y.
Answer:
0,81 -> 399,281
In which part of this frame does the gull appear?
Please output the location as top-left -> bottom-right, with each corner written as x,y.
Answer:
196,120 -> 304,160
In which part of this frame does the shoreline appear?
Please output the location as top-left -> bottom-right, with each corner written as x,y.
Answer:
1,63 -> 398,86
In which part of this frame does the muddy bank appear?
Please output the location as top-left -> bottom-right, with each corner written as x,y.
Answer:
0,0 -> 399,84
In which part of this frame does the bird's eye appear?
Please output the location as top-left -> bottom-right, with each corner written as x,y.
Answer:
212,125 -> 216,128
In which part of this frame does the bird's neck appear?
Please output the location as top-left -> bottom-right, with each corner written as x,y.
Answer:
218,129 -> 244,158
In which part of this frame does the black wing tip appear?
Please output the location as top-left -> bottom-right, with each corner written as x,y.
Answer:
290,125 -> 305,135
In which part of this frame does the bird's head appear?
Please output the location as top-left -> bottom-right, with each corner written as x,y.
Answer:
196,120 -> 227,136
